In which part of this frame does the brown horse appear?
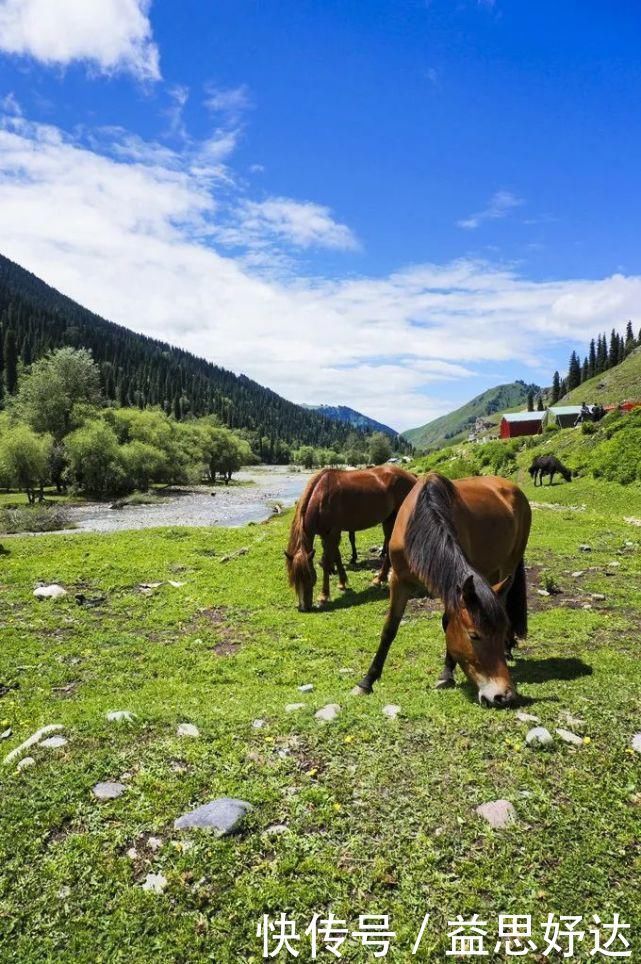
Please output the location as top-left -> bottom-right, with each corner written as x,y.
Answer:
354,472 -> 531,707
285,465 -> 416,611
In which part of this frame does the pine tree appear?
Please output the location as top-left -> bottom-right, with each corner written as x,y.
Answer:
551,371 -> 561,403
588,339 -> 596,378
608,329 -> 619,368
537,396 -> 544,411
3,327 -> 18,394
568,351 -> 581,391
527,390 -> 534,412
625,320 -> 634,352
581,357 -> 589,382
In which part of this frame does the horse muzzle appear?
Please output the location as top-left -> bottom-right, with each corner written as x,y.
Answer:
478,681 -> 517,709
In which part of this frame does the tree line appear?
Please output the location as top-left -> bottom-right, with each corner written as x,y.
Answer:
0,253 -> 410,463
550,322 -> 641,402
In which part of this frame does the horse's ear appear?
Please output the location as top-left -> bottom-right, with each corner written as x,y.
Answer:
309,548 -> 315,560
459,574 -> 477,606
284,550 -> 293,561
492,575 -> 512,600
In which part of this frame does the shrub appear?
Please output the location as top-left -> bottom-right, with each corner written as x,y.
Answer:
0,503 -> 71,533
64,421 -> 128,499
0,424 -> 52,502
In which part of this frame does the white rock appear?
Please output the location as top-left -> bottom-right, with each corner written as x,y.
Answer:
475,799 -> 516,829
106,710 -> 135,723
571,571 -> 585,578
57,886 -> 71,900
127,847 -> 138,860
298,683 -> 314,693
382,704 -> 401,719
93,781 -> 126,800
632,733 -> 641,753
33,584 -> 67,600
168,580 -> 185,588
174,798 -> 252,835
39,735 -> 68,749
525,726 -> 554,748
142,873 -> 167,894
537,589 -> 550,597
338,668 -> 352,675
556,728 -> 584,747
265,824 -> 289,835
315,703 -> 340,722
285,703 -> 305,713
0,728 -> 11,741
177,723 -> 200,738
591,593 -> 606,601
516,711 -> 540,723
3,724 -> 64,765
147,836 -> 163,851
17,756 -> 36,771
559,711 -> 586,730
252,719 -> 266,729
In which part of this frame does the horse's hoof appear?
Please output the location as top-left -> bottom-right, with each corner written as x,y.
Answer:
338,583 -> 347,592
350,685 -> 371,697
317,597 -> 328,607
435,676 -> 455,690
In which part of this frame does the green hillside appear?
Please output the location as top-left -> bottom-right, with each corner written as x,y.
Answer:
403,380 -> 540,451
563,345 -> 641,405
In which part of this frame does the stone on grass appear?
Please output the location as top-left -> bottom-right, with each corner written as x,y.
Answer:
39,735 -> 67,749
579,544 -> 592,552
525,726 -> 554,748
298,683 -> 314,693
177,723 -> 200,738
285,703 -> 305,713
142,872 -> 167,894
475,799 -> 516,829
571,570 -> 585,578
93,781 -> 126,801
17,756 -> 36,771
147,836 -> 163,852
252,719 -> 266,729
559,711 -> 586,730
265,824 -> 289,835
33,584 -> 67,600
107,710 -> 135,723
556,728 -> 584,747
516,711 -> 540,724
631,733 -> 641,754
127,847 -> 138,860
591,593 -> 606,601
168,580 -> 185,588
382,704 -> 401,719
0,728 -> 11,741
3,724 -> 64,765
174,797 -> 252,835
315,703 -> 340,722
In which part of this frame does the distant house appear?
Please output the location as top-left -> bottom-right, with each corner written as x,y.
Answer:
499,411 -> 546,439
548,405 -> 592,428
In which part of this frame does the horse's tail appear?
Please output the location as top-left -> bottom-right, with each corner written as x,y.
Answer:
286,469 -> 327,581
505,558 -> 528,638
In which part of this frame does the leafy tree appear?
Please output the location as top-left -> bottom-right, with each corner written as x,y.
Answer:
120,440 -> 167,491
16,347 -> 101,440
296,446 -> 316,469
0,424 -> 51,503
64,421 -> 126,499
368,432 -> 392,465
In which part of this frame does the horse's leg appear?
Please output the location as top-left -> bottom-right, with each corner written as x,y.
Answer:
549,471 -> 554,486
318,531 -> 339,605
353,572 -> 410,694
335,544 -> 348,591
373,514 -> 396,585
434,613 -> 457,688
349,530 -> 358,565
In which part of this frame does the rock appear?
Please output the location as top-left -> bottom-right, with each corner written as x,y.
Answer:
556,728 -> 584,747
315,703 -> 341,722
475,799 -> 516,829
591,593 -> 606,601
147,836 -> 163,851
106,710 -> 135,723
285,703 -> 304,713
559,711 -> 586,730
0,728 -> 11,741
516,711 -> 540,724
177,723 -> 200,738
252,719 -> 266,729
57,886 -> 71,900
537,589 -> 550,597
39,735 -> 67,749
338,668 -> 352,675
298,683 -> 314,693
571,570 -> 585,578
579,544 -> 592,552
382,704 -> 401,719
93,781 -> 126,800
174,798 -> 252,835
265,824 -> 289,835
3,724 -> 64,765
142,873 -> 167,894
168,580 -> 185,588
127,847 -> 138,860
525,726 -> 554,748
33,584 -> 67,600
17,756 -> 36,771
631,733 -> 641,753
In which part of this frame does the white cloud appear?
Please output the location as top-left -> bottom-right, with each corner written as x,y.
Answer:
204,84 -> 251,120
0,114 -> 639,430
164,85 -> 189,139
0,0 -> 160,80
0,91 -> 21,115
458,189 -> 524,229
237,197 -> 360,251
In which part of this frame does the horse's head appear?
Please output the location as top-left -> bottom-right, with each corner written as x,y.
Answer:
445,574 -> 516,708
562,466 -> 572,482
528,463 -> 537,479
285,547 -> 316,611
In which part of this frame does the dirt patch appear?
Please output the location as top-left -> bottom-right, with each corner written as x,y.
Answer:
52,680 -> 80,699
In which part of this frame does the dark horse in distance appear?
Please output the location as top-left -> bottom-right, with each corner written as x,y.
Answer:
285,465 -> 416,611
353,472 -> 531,708
529,454 -> 572,486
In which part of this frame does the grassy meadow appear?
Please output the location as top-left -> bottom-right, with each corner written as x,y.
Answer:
1,471 -> 640,961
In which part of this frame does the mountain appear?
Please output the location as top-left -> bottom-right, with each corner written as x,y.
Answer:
403,380 -> 541,451
562,346 -> 641,405
0,253 -> 370,462
302,404 -> 398,438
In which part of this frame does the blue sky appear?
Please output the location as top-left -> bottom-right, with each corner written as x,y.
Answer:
1,0 -> 641,430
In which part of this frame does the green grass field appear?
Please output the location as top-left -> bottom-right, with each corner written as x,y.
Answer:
1,474 -> 640,962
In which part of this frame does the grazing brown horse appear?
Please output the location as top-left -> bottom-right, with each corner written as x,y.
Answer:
354,472 -> 531,707
285,465 -> 416,611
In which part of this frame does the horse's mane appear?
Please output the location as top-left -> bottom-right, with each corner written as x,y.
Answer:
404,472 -> 507,632
286,469 -> 328,585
